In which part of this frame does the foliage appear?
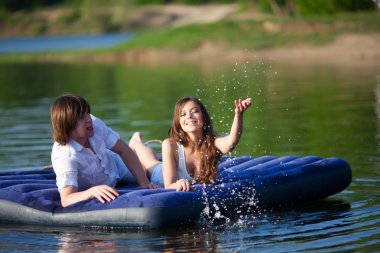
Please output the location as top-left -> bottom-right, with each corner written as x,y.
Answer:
255,0 -> 376,17
136,0 -> 235,4
111,11 -> 380,52
0,0 -> 63,11
294,0 -> 375,16
0,0 -> 376,13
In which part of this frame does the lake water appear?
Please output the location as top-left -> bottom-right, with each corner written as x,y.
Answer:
0,60 -> 379,252
0,33 -> 135,53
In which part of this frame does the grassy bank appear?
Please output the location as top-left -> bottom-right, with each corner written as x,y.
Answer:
112,11 -> 380,51
0,7 -> 379,64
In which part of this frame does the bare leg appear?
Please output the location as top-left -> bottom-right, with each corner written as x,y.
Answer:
129,132 -> 160,176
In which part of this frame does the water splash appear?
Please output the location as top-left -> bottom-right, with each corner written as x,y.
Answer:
199,157 -> 260,227
195,59 -> 273,149
199,186 -> 261,230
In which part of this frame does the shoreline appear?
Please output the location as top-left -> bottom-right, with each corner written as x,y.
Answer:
20,33 -> 379,69
1,4 -> 379,68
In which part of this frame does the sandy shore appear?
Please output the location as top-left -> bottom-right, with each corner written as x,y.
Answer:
56,33 -> 378,68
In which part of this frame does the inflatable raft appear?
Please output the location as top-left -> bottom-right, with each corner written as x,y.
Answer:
0,155 -> 351,228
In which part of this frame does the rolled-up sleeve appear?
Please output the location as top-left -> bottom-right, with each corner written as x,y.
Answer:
52,148 -> 78,190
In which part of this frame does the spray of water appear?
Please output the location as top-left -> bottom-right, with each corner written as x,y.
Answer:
197,156 -> 262,229
193,59 -> 274,227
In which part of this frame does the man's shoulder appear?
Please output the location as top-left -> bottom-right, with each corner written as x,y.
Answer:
91,115 -> 108,133
52,142 -> 74,158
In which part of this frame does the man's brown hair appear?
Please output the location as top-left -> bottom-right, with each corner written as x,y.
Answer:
50,94 -> 90,145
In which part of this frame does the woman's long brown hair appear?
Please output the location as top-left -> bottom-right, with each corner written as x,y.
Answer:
168,97 -> 221,184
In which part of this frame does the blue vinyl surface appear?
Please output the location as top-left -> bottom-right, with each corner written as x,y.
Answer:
0,156 -> 352,228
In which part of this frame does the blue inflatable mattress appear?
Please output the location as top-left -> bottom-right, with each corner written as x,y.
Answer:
0,155 -> 352,228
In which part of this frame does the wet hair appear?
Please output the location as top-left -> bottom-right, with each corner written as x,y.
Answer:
168,97 -> 221,184
50,94 -> 90,145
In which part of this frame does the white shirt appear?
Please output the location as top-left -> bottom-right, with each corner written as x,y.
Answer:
51,115 -> 121,191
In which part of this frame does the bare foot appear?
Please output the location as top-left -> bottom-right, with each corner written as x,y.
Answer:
129,132 -> 143,150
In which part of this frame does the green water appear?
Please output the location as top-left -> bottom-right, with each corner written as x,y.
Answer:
0,61 -> 379,252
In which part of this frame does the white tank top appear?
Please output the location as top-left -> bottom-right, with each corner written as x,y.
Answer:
176,142 -> 192,181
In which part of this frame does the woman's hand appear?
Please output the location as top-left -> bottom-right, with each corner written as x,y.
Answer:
88,185 -> 120,204
175,179 -> 191,191
234,98 -> 252,114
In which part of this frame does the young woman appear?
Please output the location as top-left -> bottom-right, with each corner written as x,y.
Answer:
129,96 -> 252,191
51,94 -> 157,207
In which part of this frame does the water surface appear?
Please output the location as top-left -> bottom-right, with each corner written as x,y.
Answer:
0,33 -> 135,53
0,61 -> 379,252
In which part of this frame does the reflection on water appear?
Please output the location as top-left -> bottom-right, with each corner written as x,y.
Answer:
0,61 -> 379,252
0,199 -> 370,253
58,232 -> 118,253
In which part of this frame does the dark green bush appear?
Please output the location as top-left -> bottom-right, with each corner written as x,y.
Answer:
0,0 -> 376,13
294,0 -> 375,16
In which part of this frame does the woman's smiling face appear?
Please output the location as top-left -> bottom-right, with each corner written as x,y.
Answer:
179,100 -> 204,134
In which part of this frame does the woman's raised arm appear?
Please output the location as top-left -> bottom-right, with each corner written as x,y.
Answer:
215,98 -> 252,154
